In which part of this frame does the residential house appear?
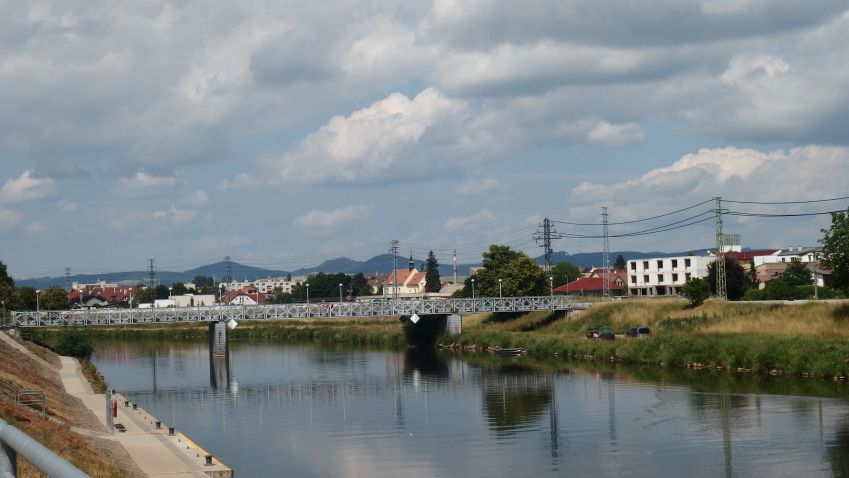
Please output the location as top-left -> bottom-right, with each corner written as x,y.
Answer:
554,269 -> 626,297
383,269 -> 427,296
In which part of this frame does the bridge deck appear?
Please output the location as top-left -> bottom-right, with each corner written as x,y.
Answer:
11,296 -> 573,327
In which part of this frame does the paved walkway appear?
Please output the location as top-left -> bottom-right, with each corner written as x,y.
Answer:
58,356 -> 232,478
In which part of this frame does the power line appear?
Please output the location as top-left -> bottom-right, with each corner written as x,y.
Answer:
558,211 -> 714,239
724,195 -> 849,205
551,199 -> 714,226
726,210 -> 846,217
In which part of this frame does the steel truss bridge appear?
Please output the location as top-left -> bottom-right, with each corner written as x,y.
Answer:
11,296 -> 575,327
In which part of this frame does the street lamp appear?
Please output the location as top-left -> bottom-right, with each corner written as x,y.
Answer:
471,278 -> 475,300
36,289 -> 41,315
339,283 -> 343,303
305,283 -> 310,305
498,278 -> 502,298
549,276 -> 554,302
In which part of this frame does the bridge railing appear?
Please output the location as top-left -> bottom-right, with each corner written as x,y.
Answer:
10,296 -> 572,327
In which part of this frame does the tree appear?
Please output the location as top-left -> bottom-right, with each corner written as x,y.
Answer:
56,327 -> 94,359
614,255 -> 626,269
707,257 -> 750,300
781,261 -> 813,287
459,245 -> 546,297
266,287 -> 294,304
132,287 -> 156,307
0,261 -> 13,288
680,277 -> 711,307
425,251 -> 441,293
551,262 -> 581,289
41,286 -> 71,310
820,207 -> 849,290
170,282 -> 188,295
18,286 -> 37,310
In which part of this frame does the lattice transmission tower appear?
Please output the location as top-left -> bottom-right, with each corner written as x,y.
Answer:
602,207 -> 611,299
222,256 -> 233,284
714,197 -> 727,300
533,218 -> 564,272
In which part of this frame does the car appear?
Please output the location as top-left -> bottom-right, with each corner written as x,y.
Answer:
626,326 -> 652,337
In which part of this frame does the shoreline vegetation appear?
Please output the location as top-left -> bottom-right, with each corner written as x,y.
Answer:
27,298 -> 849,379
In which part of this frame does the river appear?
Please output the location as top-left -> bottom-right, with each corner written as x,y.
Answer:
92,340 -> 849,477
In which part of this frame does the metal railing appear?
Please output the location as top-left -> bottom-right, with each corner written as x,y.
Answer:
0,417 -> 89,477
0,379 -> 45,418
11,296 -> 574,327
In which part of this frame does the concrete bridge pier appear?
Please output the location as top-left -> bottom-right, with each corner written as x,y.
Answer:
208,321 -> 231,390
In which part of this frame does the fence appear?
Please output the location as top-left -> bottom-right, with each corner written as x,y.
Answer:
0,379 -> 45,418
0,417 -> 89,477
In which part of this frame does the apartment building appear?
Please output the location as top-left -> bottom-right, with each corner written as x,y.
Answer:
627,255 -> 715,296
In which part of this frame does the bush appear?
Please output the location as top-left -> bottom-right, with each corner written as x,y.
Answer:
56,327 -> 94,359
680,278 -> 711,307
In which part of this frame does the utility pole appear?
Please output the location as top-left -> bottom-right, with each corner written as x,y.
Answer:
390,240 -> 400,301
534,218 -> 564,273
453,249 -> 458,285
65,267 -> 71,291
602,207 -> 610,299
714,197 -> 727,300
148,259 -> 156,289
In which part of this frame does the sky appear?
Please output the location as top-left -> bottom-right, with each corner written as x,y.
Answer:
2,0 -> 849,280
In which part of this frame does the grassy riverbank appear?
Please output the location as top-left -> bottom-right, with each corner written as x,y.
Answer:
446,299 -> 849,378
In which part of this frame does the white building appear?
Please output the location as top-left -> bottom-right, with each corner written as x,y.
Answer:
172,294 -> 216,307
627,255 -> 715,296
753,247 -> 821,267
254,278 -> 297,294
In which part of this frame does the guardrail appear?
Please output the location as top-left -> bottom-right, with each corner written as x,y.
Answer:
0,379 -> 45,418
0,417 -> 89,477
11,296 -> 574,327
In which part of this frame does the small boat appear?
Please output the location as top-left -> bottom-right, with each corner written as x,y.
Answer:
495,348 -> 524,356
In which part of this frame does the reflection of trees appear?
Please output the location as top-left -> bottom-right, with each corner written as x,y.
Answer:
481,369 -> 553,437
825,420 -> 849,477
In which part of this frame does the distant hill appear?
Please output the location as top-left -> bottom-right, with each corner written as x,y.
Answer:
14,247 -> 717,289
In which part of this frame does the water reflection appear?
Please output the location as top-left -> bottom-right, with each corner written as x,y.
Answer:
91,341 -> 849,478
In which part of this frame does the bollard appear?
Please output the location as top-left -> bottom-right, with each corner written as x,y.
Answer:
124,400 -> 129,407
132,403 -> 137,410
205,455 -> 213,466
168,427 -> 175,436
155,421 -> 161,429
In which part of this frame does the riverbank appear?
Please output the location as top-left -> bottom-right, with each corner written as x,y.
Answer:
445,298 -> 849,378
0,330 -> 144,477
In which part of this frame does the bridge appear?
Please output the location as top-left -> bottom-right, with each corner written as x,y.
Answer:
10,296 -> 575,327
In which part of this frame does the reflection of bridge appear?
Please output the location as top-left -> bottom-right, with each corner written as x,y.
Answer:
11,296 -> 576,327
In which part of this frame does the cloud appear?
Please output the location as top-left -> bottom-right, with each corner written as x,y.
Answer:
586,121 -> 645,147
115,171 -> 177,196
454,178 -> 500,195
444,209 -> 496,231
567,145 -> 849,248
192,235 -> 251,251
0,170 -> 55,203
295,205 -> 371,228
107,205 -> 198,232
0,209 -> 22,232
260,88 -> 469,184
184,190 -> 209,206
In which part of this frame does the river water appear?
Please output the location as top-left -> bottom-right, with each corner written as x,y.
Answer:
92,340 -> 849,477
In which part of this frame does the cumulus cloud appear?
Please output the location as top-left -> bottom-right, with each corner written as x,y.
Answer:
0,171 -> 55,203
107,205 -> 197,232
444,209 -> 496,231
261,88 -> 469,183
115,171 -> 177,196
586,121 -> 645,147
567,146 -> 849,248
295,205 -> 371,228
184,190 -> 209,206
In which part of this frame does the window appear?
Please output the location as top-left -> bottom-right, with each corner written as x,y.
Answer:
643,275 -> 649,283
685,273 -> 691,281
685,258 -> 691,267
643,261 -> 649,269
657,274 -> 664,283
657,260 -> 663,269
631,275 -> 637,284
671,259 -> 678,268
672,273 -> 679,282
630,262 -> 636,271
